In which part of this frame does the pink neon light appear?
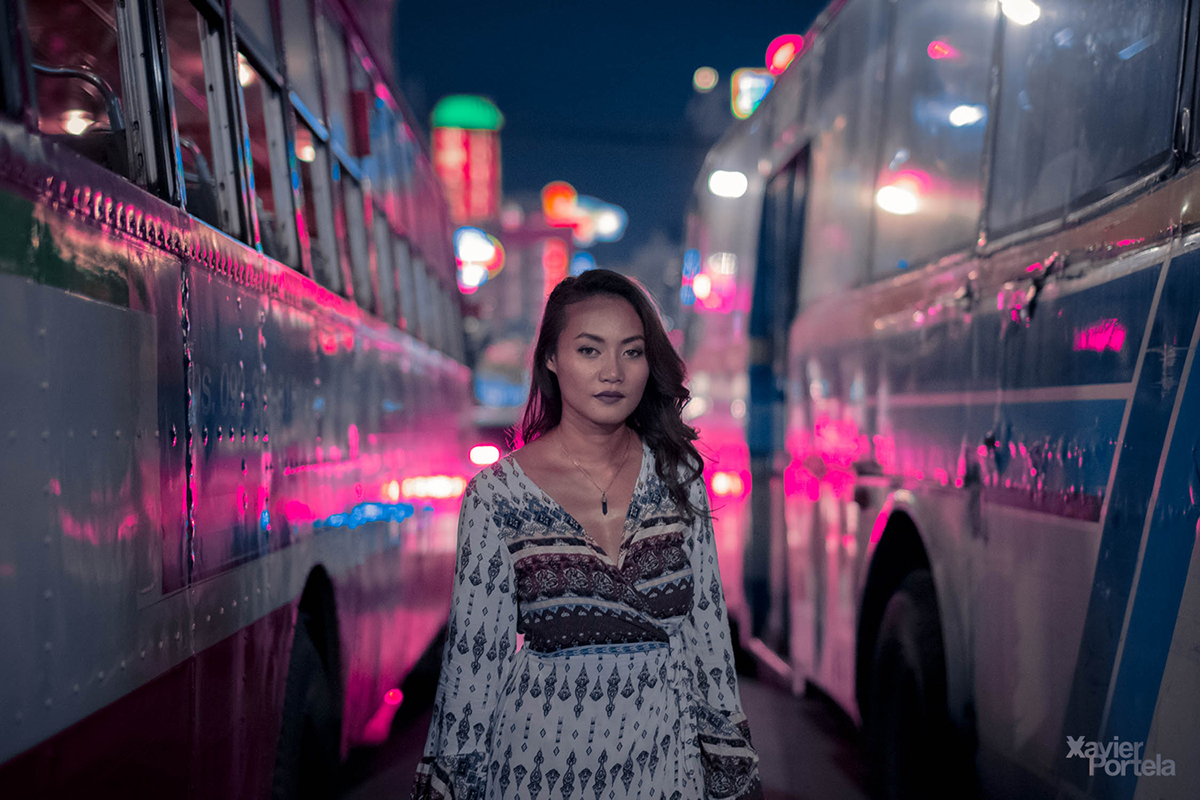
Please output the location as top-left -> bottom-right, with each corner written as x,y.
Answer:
1074,319 -> 1127,353
281,500 -> 315,521
927,40 -> 959,60
385,688 -> 403,706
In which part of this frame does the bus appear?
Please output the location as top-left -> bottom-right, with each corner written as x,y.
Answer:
0,0 -> 471,796
682,0 -> 1200,797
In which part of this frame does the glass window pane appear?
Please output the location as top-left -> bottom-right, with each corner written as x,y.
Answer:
281,0 -> 321,115
989,0 -> 1184,235
344,179 -> 373,310
799,0 -> 889,305
367,101 -> 395,209
240,53 -> 296,265
295,123 -> 339,289
394,237 -> 415,331
373,216 -> 397,324
413,257 -> 428,341
872,0 -> 996,273
232,0 -> 275,63
28,0 -> 128,177
163,0 -> 226,231
319,16 -> 351,150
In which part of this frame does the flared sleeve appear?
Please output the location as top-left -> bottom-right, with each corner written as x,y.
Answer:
682,478 -> 764,800
413,472 -> 518,800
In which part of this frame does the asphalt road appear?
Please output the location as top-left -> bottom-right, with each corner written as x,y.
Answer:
336,655 -> 870,800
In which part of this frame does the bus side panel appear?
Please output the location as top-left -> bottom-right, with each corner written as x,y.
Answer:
0,160 -> 189,787
187,249 -> 272,582
191,603 -> 293,800
1128,331 -> 1200,800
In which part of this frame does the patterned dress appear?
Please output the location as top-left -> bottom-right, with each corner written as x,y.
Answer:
412,439 -> 762,800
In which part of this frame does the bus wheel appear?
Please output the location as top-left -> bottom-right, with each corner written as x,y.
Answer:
272,612 -> 340,800
864,570 -> 963,800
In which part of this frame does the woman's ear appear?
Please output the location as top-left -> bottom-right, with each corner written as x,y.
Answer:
546,352 -> 557,375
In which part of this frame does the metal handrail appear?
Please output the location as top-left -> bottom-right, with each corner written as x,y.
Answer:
32,62 -> 125,132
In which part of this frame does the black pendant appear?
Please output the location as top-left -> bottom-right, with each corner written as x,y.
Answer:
602,493 -> 608,515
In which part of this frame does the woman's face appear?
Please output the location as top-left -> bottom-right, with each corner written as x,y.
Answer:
548,294 -> 650,431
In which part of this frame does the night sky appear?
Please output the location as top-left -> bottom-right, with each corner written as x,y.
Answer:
393,0 -> 824,296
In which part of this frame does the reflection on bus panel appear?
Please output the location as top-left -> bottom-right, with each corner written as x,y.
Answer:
682,0 -> 1199,796
0,0 -> 470,796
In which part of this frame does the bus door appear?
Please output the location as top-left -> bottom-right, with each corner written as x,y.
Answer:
746,152 -> 807,658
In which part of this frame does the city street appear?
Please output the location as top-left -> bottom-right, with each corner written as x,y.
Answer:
337,656 -> 870,800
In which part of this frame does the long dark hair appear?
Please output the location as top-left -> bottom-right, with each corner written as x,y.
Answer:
518,269 -> 706,523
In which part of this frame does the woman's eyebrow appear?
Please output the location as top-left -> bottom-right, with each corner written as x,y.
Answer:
574,333 -> 646,343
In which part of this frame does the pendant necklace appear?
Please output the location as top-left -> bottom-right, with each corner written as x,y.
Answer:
557,432 -> 634,515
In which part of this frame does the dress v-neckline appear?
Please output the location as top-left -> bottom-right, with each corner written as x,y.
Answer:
508,438 -> 649,569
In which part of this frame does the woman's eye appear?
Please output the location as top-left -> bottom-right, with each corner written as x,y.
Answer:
578,347 -> 597,355
625,349 -> 644,358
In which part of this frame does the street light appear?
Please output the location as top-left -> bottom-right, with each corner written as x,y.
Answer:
708,170 -> 748,199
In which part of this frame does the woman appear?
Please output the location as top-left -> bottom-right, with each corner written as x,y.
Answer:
413,270 -> 761,799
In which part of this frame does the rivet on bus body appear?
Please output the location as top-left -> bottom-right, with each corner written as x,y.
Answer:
92,430 -> 98,438
72,684 -> 79,693
43,641 -> 51,651
41,430 -> 49,440
97,671 -> 104,681
44,698 -> 52,709
40,381 -> 48,390
15,711 -> 22,723
206,614 -> 211,623
43,590 -> 51,600
120,660 -> 125,670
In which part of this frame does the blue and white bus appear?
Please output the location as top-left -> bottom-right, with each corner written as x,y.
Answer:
0,0 -> 473,796
683,1 -> 1200,797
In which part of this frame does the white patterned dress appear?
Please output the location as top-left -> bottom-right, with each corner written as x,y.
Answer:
412,439 -> 761,800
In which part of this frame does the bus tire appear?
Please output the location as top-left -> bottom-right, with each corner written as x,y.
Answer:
864,570 -> 965,800
271,612 -> 340,800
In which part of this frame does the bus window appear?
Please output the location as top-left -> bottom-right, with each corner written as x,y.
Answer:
394,236 -> 415,331
872,0 -> 995,273
344,178 -> 373,311
239,52 -> 297,266
373,215 -> 397,325
412,256 -> 428,342
988,0 -> 1184,236
295,122 -> 340,291
369,103 -> 398,220
436,282 -> 448,354
798,0 -> 888,306
281,0 -> 321,118
318,15 -> 351,153
162,0 -> 237,235
28,0 -> 129,178
231,0 -> 275,64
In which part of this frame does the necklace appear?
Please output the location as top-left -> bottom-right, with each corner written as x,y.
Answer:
556,431 -> 635,515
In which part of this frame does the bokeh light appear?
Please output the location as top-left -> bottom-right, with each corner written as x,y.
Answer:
693,66 -> 718,92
